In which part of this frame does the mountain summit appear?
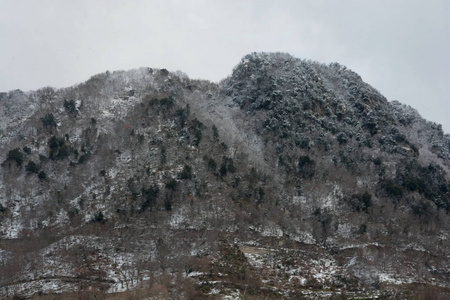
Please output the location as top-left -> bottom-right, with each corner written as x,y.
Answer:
1,53 -> 449,299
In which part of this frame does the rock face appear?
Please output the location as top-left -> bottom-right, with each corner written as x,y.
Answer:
0,52 -> 449,299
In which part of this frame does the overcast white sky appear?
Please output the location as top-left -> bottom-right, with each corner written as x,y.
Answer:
1,0 -> 449,132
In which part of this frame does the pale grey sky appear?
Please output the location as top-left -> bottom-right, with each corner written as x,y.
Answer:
1,0 -> 449,132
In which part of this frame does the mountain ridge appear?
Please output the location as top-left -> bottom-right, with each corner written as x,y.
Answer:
0,52 -> 449,299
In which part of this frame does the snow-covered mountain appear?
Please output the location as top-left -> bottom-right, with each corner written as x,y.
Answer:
1,53 -> 449,299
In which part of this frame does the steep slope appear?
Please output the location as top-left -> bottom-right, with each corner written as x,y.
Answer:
0,53 -> 449,299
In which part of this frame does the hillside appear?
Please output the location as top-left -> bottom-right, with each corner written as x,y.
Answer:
1,52 -> 449,299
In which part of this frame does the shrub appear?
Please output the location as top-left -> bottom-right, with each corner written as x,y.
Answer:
193,129 -> 202,146
403,175 -> 426,194
207,157 -> 217,170
160,69 -> 169,76
179,164 -> 192,180
411,201 -> 434,222
298,155 -> 314,168
359,223 -> 367,234
57,144 -> 70,159
23,146 -> 32,155
148,97 -> 159,106
350,192 -> 372,213
41,113 -> 57,129
175,108 -> 187,127
363,120 -> 378,135
373,157 -> 382,166
165,179 -> 177,191
212,125 -> 219,141
384,180 -> 403,198
48,136 -> 70,160
297,155 -> 315,178
160,147 -> 167,165
337,132 -> 348,145
78,153 -> 90,164
164,199 -> 172,211
36,86 -> 55,100
142,185 -> 159,211
226,158 -> 236,173
6,148 -> 24,166
93,211 -> 106,223
219,157 -> 235,176
219,163 -> 227,177
298,139 -> 309,149
38,171 -> 47,180
48,136 -> 62,150
159,97 -> 174,109
25,161 -> 39,174
188,118 -> 204,146
361,192 -> 372,209
63,99 -> 77,114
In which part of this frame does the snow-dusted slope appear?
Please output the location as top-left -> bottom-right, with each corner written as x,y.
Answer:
1,53 -> 449,299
